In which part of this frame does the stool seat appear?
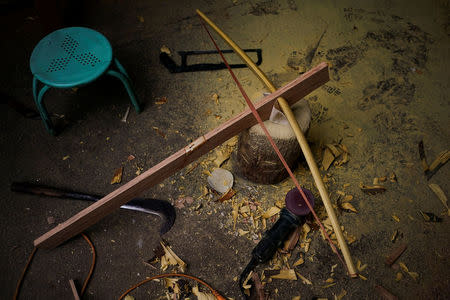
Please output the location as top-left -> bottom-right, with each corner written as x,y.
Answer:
30,27 -> 113,88
30,27 -> 141,135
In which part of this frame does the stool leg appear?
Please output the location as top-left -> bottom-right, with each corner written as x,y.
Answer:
113,58 -> 130,79
32,76 -> 39,102
106,69 -> 141,113
33,80 -> 56,135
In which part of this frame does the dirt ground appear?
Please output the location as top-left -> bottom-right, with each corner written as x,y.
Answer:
1,0 -> 449,299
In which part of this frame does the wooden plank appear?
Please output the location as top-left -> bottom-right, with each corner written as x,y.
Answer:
69,279 -> 81,300
34,62 -> 329,249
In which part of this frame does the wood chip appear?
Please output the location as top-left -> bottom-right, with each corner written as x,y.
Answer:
408,271 -> 419,280
419,210 -> 442,222
270,269 -> 297,280
343,195 -> 353,202
356,260 -> 368,272
358,274 -> 367,280
391,230 -> 398,243
232,203 -> 239,230
392,215 -> 400,222
218,188 -> 235,202
389,172 -> 397,183
326,144 -> 343,157
385,243 -> 407,266
322,148 -> 335,171
160,241 -> 187,272
211,93 -> 219,104
322,282 -> 337,288
262,206 -> 280,219
429,150 -> 450,171
398,262 -> 409,273
155,96 -> 168,105
341,202 -> 357,213
293,256 -> 304,267
110,167 -> 123,184
375,285 -> 398,300
336,190 -> 346,196
428,183 -> 449,216
192,285 -> 216,300
295,271 -> 312,285
335,289 -> 347,300
238,229 -> 249,236
213,148 -> 232,167
160,45 -> 171,55
360,183 -> 386,195
395,272 -> 403,281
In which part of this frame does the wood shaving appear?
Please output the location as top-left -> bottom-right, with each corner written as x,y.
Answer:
192,285 -> 216,300
429,150 -> 450,171
326,144 -> 343,157
335,289 -> 347,300
390,172 -> 397,183
295,271 -> 312,285
428,183 -> 449,216
358,274 -> 367,280
408,271 -> 419,280
270,269 -> 297,280
343,195 -> 353,202
293,256 -> 304,267
160,241 -> 187,272
341,202 -> 357,213
398,262 -> 409,272
262,206 -> 280,219
360,183 -> 386,194
322,148 -> 335,171
160,45 -> 171,55
356,260 -> 368,272
110,167 -> 123,184
232,203 -> 239,230
218,188 -> 236,202
238,229 -> 249,236
211,93 -> 219,104
155,96 -> 168,105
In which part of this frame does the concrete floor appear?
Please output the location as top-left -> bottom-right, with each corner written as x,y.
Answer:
1,0 -> 449,299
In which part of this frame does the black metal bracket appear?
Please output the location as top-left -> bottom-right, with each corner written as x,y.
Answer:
160,49 -> 262,73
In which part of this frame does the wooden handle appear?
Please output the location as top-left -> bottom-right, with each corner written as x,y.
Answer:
197,9 -> 357,276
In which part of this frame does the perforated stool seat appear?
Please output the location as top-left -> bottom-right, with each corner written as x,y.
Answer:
30,27 -> 141,135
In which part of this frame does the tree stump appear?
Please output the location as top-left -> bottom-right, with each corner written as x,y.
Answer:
234,99 -> 311,184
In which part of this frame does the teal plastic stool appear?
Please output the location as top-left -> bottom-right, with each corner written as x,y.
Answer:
30,27 -> 141,135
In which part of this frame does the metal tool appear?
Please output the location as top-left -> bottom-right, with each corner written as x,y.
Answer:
239,187 -> 314,297
11,182 -> 176,235
160,49 -> 262,73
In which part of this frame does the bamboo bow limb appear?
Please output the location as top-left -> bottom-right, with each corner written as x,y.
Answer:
197,9 -> 357,277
